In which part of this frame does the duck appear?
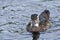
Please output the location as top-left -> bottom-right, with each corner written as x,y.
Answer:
26,14 -> 40,40
26,9 -> 51,40
39,9 -> 51,32
26,14 -> 40,32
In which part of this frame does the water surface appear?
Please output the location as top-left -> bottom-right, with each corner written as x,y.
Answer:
0,0 -> 60,40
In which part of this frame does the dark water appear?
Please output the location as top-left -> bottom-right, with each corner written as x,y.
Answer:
0,0 -> 60,40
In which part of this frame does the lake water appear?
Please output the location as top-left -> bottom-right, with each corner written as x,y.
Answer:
0,0 -> 60,40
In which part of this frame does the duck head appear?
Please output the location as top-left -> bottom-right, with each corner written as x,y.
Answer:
39,9 -> 50,21
43,9 -> 50,18
31,14 -> 39,27
31,14 -> 38,21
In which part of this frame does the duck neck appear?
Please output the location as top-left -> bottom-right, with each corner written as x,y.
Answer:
31,18 -> 39,27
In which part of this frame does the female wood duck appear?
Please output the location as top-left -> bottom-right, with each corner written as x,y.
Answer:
26,14 -> 40,40
26,10 -> 51,40
39,9 -> 51,32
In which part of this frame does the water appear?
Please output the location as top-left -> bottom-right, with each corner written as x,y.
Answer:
0,0 -> 60,40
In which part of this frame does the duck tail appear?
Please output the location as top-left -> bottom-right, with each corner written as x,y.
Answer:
32,32 -> 40,40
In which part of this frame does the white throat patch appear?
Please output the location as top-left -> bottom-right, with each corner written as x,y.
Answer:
34,23 -> 39,27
